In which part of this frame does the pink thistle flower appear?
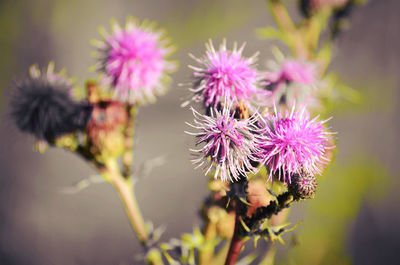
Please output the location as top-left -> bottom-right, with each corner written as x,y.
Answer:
264,58 -> 318,107
257,105 -> 334,183
186,101 -> 262,182
94,17 -> 177,104
187,40 -> 268,109
277,60 -> 316,85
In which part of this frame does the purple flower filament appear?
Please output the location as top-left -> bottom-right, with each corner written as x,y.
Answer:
186,102 -> 261,182
95,18 -> 177,104
188,40 -> 268,109
258,105 -> 333,183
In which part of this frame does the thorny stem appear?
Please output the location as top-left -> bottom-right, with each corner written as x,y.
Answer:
224,198 -> 245,265
244,191 -> 293,232
224,191 -> 293,265
224,107 -> 250,265
225,235 -> 244,265
122,105 -> 137,179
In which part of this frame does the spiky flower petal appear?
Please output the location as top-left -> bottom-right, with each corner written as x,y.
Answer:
257,106 -> 333,183
186,101 -> 261,182
188,40 -> 268,109
10,63 -> 92,141
94,17 -> 177,104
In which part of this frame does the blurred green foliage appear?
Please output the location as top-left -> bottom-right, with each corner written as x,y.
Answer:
256,2 -> 391,265
327,76 -> 398,117
283,157 -> 389,265
165,0 -> 252,48
0,1 -> 22,108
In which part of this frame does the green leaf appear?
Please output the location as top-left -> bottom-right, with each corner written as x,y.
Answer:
254,235 -> 261,248
239,216 -> 251,233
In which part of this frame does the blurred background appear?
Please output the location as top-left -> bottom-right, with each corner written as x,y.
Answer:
0,0 -> 399,264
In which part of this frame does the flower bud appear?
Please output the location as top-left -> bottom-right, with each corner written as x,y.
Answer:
288,173 -> 317,200
207,206 -> 235,239
86,101 -> 127,161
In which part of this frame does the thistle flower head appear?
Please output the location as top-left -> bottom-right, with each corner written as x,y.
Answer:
186,101 -> 261,182
264,58 -> 318,107
288,172 -> 318,200
94,17 -> 177,104
188,40 -> 268,109
257,106 -> 333,183
278,60 -> 317,85
10,63 -> 92,141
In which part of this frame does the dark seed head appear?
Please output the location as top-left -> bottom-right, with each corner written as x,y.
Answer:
9,64 -> 92,141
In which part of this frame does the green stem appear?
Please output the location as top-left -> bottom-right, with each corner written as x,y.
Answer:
198,221 -> 217,265
107,161 -> 164,265
104,161 -> 164,265
106,159 -> 149,244
267,0 -> 308,58
60,107 -> 160,264
212,241 -> 230,265
266,0 -> 295,32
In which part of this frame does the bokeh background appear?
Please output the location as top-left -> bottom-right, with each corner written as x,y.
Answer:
0,0 -> 399,264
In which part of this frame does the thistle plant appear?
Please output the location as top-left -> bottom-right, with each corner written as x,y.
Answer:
8,1 -> 366,264
10,17 -> 177,264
